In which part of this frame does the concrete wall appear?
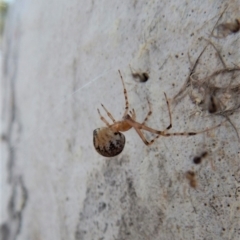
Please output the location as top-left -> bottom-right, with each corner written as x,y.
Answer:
1,0 -> 240,239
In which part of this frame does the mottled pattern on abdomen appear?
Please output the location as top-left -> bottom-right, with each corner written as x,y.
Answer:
93,128 -> 125,157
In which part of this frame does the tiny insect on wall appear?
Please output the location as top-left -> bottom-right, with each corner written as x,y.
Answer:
93,70 -> 224,157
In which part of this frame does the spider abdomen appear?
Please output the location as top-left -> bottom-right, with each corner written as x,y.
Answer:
93,127 -> 125,157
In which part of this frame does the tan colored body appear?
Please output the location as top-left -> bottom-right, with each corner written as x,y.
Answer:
93,70 -> 224,157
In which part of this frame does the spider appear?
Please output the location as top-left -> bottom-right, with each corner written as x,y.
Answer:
93,70 -> 224,157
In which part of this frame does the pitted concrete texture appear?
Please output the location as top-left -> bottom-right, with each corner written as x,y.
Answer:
1,0 -> 240,239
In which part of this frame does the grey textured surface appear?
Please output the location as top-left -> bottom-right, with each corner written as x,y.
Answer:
1,0 -> 240,239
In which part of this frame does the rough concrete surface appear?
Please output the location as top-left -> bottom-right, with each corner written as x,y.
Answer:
1,0 -> 240,240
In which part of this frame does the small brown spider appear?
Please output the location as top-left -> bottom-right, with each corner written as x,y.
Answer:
93,70 -> 224,157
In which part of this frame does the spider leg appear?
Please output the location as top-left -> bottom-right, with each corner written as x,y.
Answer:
160,120 -> 225,137
164,92 -> 172,131
100,104 -> 116,123
132,109 -> 136,120
125,116 -> 225,144
142,98 -> 152,125
134,126 -> 161,146
118,70 -> 129,117
142,93 -> 172,131
129,109 -> 136,120
97,108 -> 111,127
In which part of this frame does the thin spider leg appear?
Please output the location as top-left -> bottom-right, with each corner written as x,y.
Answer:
125,115 -> 226,138
164,92 -> 172,130
118,70 -> 129,117
132,120 -> 225,146
142,94 -> 172,131
97,109 -> 111,127
142,98 -> 152,125
131,109 -> 136,120
134,126 -> 161,146
160,120 -> 225,137
101,104 -> 116,123
129,109 -> 136,120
